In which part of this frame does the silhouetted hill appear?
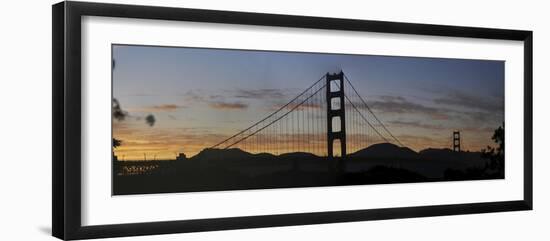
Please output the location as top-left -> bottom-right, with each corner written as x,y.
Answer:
419,148 -> 484,162
114,143 -> 501,195
192,148 -> 262,161
350,143 -> 418,159
347,143 -> 484,163
191,148 -> 320,163
418,147 -> 453,156
190,144 -> 484,165
278,152 -> 319,160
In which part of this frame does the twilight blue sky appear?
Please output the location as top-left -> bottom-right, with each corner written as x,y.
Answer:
112,44 -> 504,159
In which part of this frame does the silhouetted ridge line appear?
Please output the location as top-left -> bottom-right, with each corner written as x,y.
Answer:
183,144 -> 485,165
350,143 -> 418,159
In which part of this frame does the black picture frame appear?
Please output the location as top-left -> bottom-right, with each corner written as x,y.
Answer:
52,1 -> 533,240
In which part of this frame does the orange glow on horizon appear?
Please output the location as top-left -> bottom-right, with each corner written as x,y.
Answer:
113,130 -> 496,161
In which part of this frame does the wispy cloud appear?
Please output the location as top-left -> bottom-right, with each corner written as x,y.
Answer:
367,95 -> 450,120
234,89 -> 286,99
433,90 -> 503,112
389,119 -> 495,135
388,120 -> 447,130
127,104 -> 185,113
209,101 -> 248,110
184,90 -> 249,110
270,102 -> 322,111
365,93 -> 503,123
183,90 -> 209,103
152,104 -> 181,111
456,110 -> 499,123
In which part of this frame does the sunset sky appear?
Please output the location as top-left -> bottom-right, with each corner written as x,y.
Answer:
112,44 -> 504,160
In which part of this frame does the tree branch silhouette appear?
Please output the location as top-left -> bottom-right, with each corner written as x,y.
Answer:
481,123 -> 504,177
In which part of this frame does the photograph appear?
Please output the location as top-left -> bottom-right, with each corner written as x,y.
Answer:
111,44 -> 505,195
44,1 -> 538,240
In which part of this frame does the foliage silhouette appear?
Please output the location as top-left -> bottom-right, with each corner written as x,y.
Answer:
112,98 -> 156,127
145,114 -> 156,127
113,138 -> 122,149
112,98 -> 127,121
481,123 -> 505,178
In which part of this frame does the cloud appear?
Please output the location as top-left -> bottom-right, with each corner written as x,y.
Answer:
151,104 -> 181,111
379,96 -> 407,102
389,120 -> 496,134
367,94 -> 503,125
127,104 -> 185,113
209,101 -> 248,110
461,126 -> 496,133
234,89 -> 286,99
433,90 -> 504,112
183,90 -> 211,103
367,95 -> 450,120
148,104 -> 183,112
388,120 -> 447,130
184,90 -> 249,110
458,111 -> 492,122
270,102 -> 322,111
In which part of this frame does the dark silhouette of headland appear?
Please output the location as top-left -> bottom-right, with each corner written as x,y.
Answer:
113,142 -> 504,195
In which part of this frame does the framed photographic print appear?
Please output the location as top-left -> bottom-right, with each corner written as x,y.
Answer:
52,1 -> 533,240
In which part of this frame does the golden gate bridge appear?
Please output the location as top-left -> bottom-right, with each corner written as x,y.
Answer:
211,71 -> 405,158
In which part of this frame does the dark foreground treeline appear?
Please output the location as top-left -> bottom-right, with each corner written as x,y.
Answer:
113,143 -> 504,195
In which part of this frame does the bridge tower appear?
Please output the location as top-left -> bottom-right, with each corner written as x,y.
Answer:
453,130 -> 461,152
326,71 -> 347,158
